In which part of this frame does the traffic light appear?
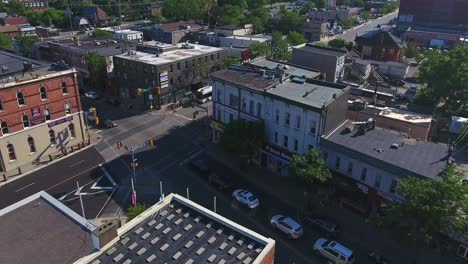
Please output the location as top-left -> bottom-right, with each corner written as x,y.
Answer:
149,139 -> 155,146
137,88 -> 142,96
95,117 -> 99,125
92,107 -> 97,116
155,87 -> 161,94
131,162 -> 139,168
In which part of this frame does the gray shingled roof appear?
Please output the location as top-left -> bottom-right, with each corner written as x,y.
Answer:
322,123 -> 448,179
93,200 -> 264,264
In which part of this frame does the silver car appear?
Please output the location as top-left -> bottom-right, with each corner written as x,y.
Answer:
270,214 -> 303,239
232,189 -> 259,208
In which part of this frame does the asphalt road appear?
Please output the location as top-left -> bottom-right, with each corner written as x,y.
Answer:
331,12 -> 398,42
0,147 -> 114,218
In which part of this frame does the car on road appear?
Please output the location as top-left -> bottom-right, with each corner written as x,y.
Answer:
314,238 -> 355,264
232,189 -> 260,208
208,173 -> 234,191
305,217 -> 340,236
84,91 -> 100,99
104,119 -> 117,128
190,159 -> 211,175
271,214 -> 303,239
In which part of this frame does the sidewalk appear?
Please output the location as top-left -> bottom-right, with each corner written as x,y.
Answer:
205,144 -> 461,264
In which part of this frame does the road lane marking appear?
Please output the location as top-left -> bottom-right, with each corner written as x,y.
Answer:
95,130 -> 103,134
69,160 -> 85,167
45,164 -> 102,192
172,113 -> 193,121
15,182 -> 36,192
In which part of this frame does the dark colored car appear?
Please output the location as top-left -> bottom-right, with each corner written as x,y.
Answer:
104,119 -> 117,128
305,217 -> 340,236
190,159 -> 211,175
208,173 -> 234,191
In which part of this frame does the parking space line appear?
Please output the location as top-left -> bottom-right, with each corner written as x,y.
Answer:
69,160 -> 85,167
15,182 -> 36,192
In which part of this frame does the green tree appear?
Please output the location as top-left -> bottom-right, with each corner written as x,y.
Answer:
220,119 -> 265,156
276,10 -> 304,34
418,46 -> 468,113
404,43 -> 419,58
249,42 -> 269,58
314,41 -> 327,47
127,204 -> 148,221
290,149 -> 332,189
300,1 -> 315,15
246,0 -> 267,10
15,36 -> 39,58
380,1 -> 400,15
0,33 -> 13,50
223,56 -> 240,67
150,13 -> 166,24
341,17 -> 356,29
86,52 -> 108,90
218,4 -> 243,26
93,29 -> 113,39
218,0 -> 247,9
361,11 -> 371,22
271,31 -> 288,60
287,31 -> 306,46
41,7 -> 66,27
315,0 -> 326,9
162,0 -> 203,21
380,164 -> 468,240
328,38 -> 351,49
353,0 -> 364,7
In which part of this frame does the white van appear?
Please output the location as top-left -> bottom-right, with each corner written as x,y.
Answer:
313,238 -> 355,264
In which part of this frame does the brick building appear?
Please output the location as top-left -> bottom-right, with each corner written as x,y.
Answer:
0,51 -> 87,176
355,30 -> 405,62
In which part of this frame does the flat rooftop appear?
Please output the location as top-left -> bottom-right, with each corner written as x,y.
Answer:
210,67 -> 278,91
297,44 -> 347,57
84,194 -> 274,264
115,44 -> 223,65
44,39 -> 136,57
222,34 -> 272,41
250,59 -> 321,79
268,79 -> 348,109
0,50 -> 47,76
0,191 -> 97,264
323,122 -> 449,179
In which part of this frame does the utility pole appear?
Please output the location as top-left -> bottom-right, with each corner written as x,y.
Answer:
131,146 -> 137,206
68,0 -> 74,34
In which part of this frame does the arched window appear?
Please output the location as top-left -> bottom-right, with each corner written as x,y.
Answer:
40,86 -> 47,100
61,81 -> 68,94
22,114 -> 30,128
69,123 -> 75,138
65,103 -> 71,115
1,121 -> 8,134
28,137 -> 36,153
7,144 -> 16,161
0,98 -> 3,111
17,91 -> 25,106
44,108 -> 51,121
49,130 -> 56,145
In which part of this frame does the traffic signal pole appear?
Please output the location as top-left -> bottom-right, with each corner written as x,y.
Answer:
131,145 -> 137,206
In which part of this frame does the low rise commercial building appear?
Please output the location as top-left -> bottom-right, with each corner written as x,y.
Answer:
114,29 -> 143,42
210,64 -> 349,175
143,20 -> 205,45
214,24 -> 254,37
220,34 -> 272,58
0,51 -> 86,176
307,7 -> 359,23
113,42 -> 224,107
301,20 -> 328,42
292,44 -> 347,83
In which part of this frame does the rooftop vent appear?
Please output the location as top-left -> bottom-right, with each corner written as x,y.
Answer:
22,61 -> 33,73
374,148 -> 384,153
1,65 -> 8,73
390,143 -> 399,149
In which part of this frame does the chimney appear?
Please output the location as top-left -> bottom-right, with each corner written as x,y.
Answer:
91,220 -> 119,250
22,61 -> 33,73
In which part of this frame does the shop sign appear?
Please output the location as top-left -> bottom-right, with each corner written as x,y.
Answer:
30,115 -> 45,126
47,116 -> 73,128
357,183 -> 369,193
264,144 -> 293,161
160,71 -> 169,88
31,107 -> 41,117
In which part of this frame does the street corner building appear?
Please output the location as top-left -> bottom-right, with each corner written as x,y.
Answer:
0,191 -> 276,264
0,51 -> 87,177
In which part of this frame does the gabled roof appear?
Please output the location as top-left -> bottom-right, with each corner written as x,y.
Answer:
355,30 -> 404,49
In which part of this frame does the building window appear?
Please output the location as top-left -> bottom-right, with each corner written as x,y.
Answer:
44,109 -> 51,121
177,63 -> 180,70
275,110 -> 279,123
28,137 -> 36,153
0,98 -> 3,111
249,100 -> 254,114
65,103 -> 71,115
49,130 -> 56,145
69,123 -> 75,138
361,168 -> 367,182
296,116 -> 301,129
389,179 -> 398,193
217,88 -> 222,101
294,139 -> 298,152
241,98 -> 246,111
256,102 -> 262,117
375,174 -> 382,188
185,61 -> 188,68
274,132 -> 278,144
229,113 -> 233,121
40,86 -> 47,100
285,112 -> 290,126
347,162 -> 353,174
1,121 -> 8,134
7,144 -> 16,161
61,81 -> 68,94
322,151 -> 328,161
217,109 -> 221,121
210,54 -> 214,61
229,94 -> 238,108
335,157 -> 340,169
217,53 -> 220,59
170,64 -> 173,72
17,91 -> 25,106
22,114 -> 30,128
310,120 -> 317,134
283,135 -> 288,148
205,56 -> 208,62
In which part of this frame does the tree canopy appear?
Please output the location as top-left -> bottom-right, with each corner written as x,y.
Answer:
271,31 -> 289,60
379,164 -> 468,240
290,149 -> 332,188
249,42 -> 269,58
220,119 -> 265,156
127,204 -> 148,221
16,36 -> 39,58
328,38 -> 352,49
287,31 -> 306,46
0,33 -> 13,50
418,46 -> 468,114
87,52 -> 108,90
93,29 -> 113,39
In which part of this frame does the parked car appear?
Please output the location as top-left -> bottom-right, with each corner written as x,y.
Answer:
190,159 -> 211,175
104,119 -> 117,128
84,91 -> 100,99
208,173 -> 234,191
232,189 -> 260,208
271,214 -> 303,239
314,238 -> 355,264
305,217 -> 340,236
